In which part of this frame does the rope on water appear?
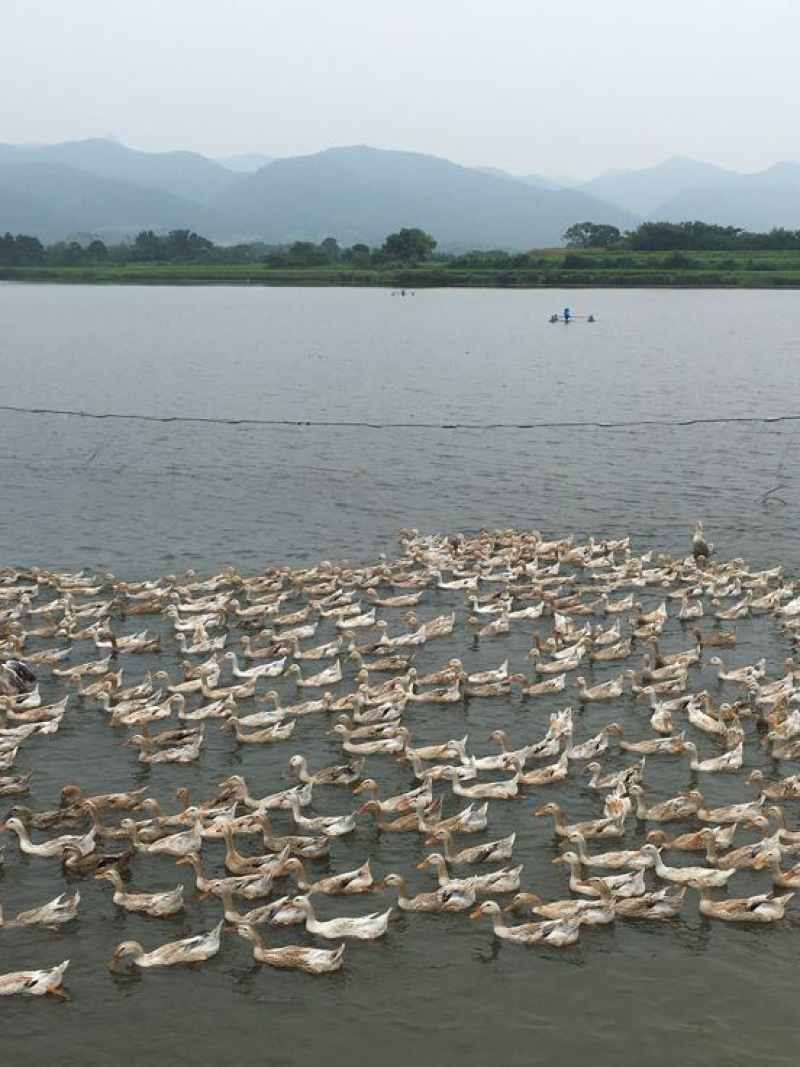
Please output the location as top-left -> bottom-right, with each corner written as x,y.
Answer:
1,403 -> 800,432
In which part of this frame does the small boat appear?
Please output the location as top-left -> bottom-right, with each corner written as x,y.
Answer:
549,310 -> 595,323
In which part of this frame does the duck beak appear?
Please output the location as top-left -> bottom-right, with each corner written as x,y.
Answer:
551,856 -> 566,866
469,906 -> 483,920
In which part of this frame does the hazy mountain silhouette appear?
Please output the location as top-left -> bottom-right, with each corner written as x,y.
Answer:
577,157 -> 733,216
0,138 -> 238,203
0,160 -> 220,242
2,137 -> 800,246
215,153 -> 275,172
213,145 -> 637,249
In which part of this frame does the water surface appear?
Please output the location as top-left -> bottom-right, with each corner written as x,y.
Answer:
1,285 -> 800,1065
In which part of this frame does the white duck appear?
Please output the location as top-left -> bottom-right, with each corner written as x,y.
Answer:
0,890 -> 80,928
638,844 -> 736,887
95,869 -> 185,916
470,902 -> 581,946
109,921 -> 224,969
681,740 -> 743,773
290,895 -> 392,939
0,959 -> 70,998
2,817 -> 96,858
235,922 -> 345,973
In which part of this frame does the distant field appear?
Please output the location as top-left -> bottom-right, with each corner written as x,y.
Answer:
4,249 -> 800,287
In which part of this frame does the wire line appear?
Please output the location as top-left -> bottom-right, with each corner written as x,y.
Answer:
0,403 -> 798,431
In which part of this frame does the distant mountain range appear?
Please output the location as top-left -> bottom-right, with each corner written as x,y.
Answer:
2,138 -> 800,249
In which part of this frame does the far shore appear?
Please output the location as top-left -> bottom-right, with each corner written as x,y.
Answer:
4,250 -> 800,288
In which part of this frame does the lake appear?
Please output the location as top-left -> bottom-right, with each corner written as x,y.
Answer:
1,284 -> 800,1066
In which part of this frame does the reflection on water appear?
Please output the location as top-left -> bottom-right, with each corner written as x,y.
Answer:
1,286 -> 800,1066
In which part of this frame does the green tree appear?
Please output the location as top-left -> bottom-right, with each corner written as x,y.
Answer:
87,239 -> 108,260
320,237 -> 341,263
563,222 -> 622,248
342,243 -> 371,266
133,230 -> 166,261
380,227 -> 437,261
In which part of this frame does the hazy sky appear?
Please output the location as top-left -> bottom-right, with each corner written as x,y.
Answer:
3,0 -> 798,179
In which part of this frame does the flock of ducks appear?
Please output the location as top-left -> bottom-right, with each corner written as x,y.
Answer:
2,519 -> 800,996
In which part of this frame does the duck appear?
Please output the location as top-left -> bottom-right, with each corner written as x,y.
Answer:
1,816 -> 96,858
256,816 -> 330,859
5,800 -> 88,831
58,783 -> 147,812
516,672 -> 567,697
602,723 -> 687,755
220,714 -> 295,744
290,894 -> 392,939
0,889 -> 80,929
221,775 -> 313,813
425,828 -> 516,865
562,831 -> 656,870
690,626 -> 737,650
519,752 -> 570,787
445,758 -> 522,801
689,878 -> 793,922
563,728 -> 610,761
286,661 -> 342,688
646,824 -> 737,852
638,844 -> 737,887
286,858 -> 375,895
583,759 -> 645,791
126,731 -> 204,764
573,674 -> 625,702
121,808 -> 204,857
754,856 -> 800,888
534,802 -> 625,841
688,790 -> 763,824
417,853 -> 523,895
329,724 -> 406,756
94,869 -> 185,916
470,901 -> 581,946
175,852 -> 276,900
0,771 -> 31,796
380,872 -> 476,913
692,520 -> 714,560
288,795 -> 356,837
505,890 -> 598,921
222,650 -> 287,680
415,800 -> 489,836
60,843 -> 134,877
707,655 -> 765,683
614,887 -> 686,920
216,885 -> 304,926
703,831 -> 781,871
108,921 -> 224,969
287,754 -> 365,787
748,806 -> 800,849
0,959 -> 70,998
681,740 -> 743,773
219,824 -> 288,874
351,777 -> 432,813
234,921 -> 345,974
356,799 -> 439,833
552,851 -> 646,898
627,785 -> 700,822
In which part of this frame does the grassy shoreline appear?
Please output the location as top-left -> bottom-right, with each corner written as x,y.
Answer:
4,250 -> 800,288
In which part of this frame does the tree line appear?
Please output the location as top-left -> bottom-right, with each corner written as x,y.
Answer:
563,220 -> 800,251
4,219 -> 800,269
0,227 -> 438,267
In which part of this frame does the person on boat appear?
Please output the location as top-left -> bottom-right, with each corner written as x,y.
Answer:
563,307 -> 571,322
